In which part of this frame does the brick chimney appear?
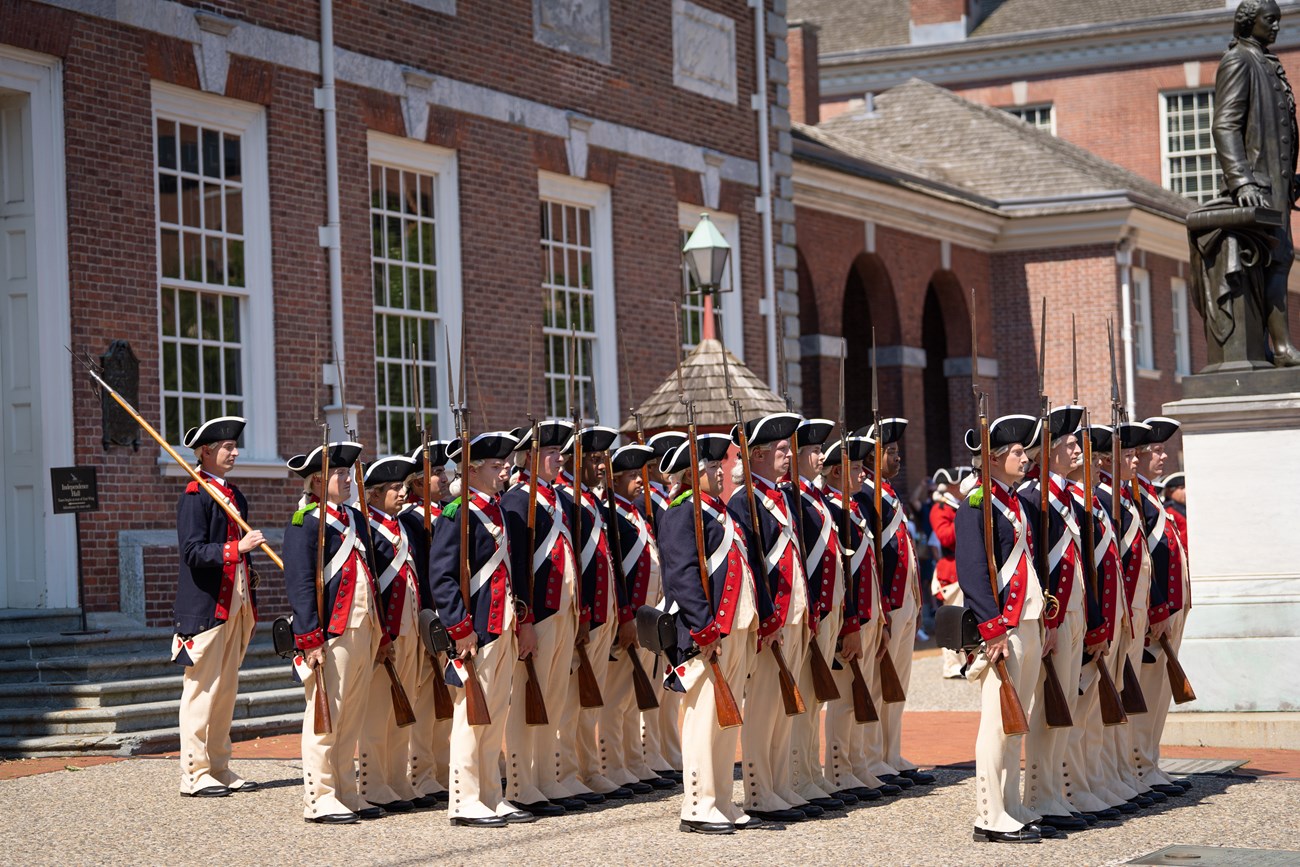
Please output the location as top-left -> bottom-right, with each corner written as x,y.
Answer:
910,0 -> 971,44
787,21 -> 821,126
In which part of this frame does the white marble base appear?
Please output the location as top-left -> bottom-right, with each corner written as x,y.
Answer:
1163,390 -> 1300,713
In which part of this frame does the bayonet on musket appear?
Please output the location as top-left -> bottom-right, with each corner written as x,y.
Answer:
839,339 -> 876,724
869,328 -> 906,705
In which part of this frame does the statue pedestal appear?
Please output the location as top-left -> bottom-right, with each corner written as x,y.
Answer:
1164,387 -> 1300,713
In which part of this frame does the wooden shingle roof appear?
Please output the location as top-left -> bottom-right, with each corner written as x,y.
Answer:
623,339 -> 786,433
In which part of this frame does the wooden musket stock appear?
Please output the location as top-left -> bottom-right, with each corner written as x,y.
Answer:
1159,634 -> 1196,705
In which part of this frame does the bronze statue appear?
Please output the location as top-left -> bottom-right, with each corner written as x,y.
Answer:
1189,0 -> 1300,371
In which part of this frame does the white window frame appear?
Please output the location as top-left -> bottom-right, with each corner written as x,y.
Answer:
678,204 -> 744,357
1003,103 -> 1055,135
539,171 -> 618,427
1132,266 -> 1155,370
367,132 -> 463,445
1160,88 -> 1222,204
152,82 -> 278,473
1171,276 -> 1191,377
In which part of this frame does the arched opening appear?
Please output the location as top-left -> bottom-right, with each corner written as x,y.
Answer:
922,271 -> 973,470
842,254 -> 900,431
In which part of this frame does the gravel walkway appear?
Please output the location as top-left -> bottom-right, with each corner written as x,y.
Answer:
5,755 -> 1297,866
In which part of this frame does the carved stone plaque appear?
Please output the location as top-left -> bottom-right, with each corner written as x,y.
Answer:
534,0 -> 610,65
99,340 -> 141,451
673,0 -> 737,104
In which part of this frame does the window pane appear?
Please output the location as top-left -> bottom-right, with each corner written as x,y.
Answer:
226,189 -> 243,235
157,119 -> 177,170
179,124 -> 199,174
161,230 -> 180,280
200,292 -> 220,340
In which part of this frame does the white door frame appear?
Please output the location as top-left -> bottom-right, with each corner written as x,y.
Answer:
0,46 -> 74,609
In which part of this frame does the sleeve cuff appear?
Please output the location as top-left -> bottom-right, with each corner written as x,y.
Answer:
839,617 -> 861,637
223,540 -> 240,564
1085,625 -> 1108,645
378,633 -> 393,649
445,615 -> 474,641
295,628 -> 325,650
977,615 -> 1009,641
1148,604 -> 1171,625
579,605 -> 592,625
690,621 -> 721,646
618,605 -> 636,625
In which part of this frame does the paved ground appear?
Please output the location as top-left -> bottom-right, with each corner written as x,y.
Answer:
4,652 -> 1299,865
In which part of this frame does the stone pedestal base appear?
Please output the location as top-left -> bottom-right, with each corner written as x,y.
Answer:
1163,388 -> 1300,713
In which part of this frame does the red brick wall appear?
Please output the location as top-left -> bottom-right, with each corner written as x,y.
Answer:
787,22 -> 820,126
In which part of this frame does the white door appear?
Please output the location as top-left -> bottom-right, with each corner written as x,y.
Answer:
0,88 -> 46,608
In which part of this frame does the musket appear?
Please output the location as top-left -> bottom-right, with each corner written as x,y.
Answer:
522,327 -> 548,726
971,291 -> 1030,736
717,301 -> 804,717
446,324 -> 492,726
838,339 -> 877,724
674,304 -> 742,729
1159,634 -> 1196,704
67,348 -> 283,570
869,329 -> 907,705
1076,318 -> 1127,726
567,327 -> 604,710
335,346 -> 416,728
310,364 -> 334,735
1109,322 -> 1148,716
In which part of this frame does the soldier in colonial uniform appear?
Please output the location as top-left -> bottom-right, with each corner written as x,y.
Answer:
789,418 -> 849,811
659,435 -> 769,833
1133,419 -> 1193,797
604,443 -> 678,792
174,416 -> 262,798
426,430 -> 538,827
857,418 -> 934,789
645,431 -> 686,531
498,420 -> 587,814
283,441 -> 385,824
819,436 -> 890,803
729,412 -> 814,823
643,430 -> 687,780
955,414 -> 1049,843
357,455 -> 423,814
930,467 -> 970,679
1160,472 -> 1188,554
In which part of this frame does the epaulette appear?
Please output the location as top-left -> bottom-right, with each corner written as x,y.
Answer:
185,481 -> 200,495
670,490 -> 693,507
967,486 -> 985,508
442,497 -> 462,519
292,503 -> 319,526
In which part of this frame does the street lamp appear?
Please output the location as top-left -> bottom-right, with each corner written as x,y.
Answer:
682,213 -> 731,292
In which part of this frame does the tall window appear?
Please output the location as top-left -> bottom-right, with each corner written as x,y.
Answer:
678,205 -> 744,356
1003,104 -> 1054,134
1132,267 -> 1155,370
368,134 -> 461,451
1162,89 -> 1222,203
154,84 -> 274,459
540,174 -> 616,425
1171,276 -> 1191,376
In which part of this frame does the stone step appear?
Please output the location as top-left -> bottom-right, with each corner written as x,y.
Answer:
0,664 -> 295,710
0,685 -> 304,737
0,609 -> 83,635
0,627 -> 174,662
0,638 -> 285,685
0,712 -> 303,758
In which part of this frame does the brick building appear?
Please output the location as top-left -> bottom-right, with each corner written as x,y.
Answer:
0,0 -> 801,626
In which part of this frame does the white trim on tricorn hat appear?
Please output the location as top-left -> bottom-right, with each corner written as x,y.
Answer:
287,441 -> 364,478
795,418 -> 834,447
610,443 -> 655,474
661,434 -> 731,476
1159,471 -> 1185,491
963,414 -> 1038,453
731,412 -> 800,449
646,430 -> 687,458
364,455 -> 419,486
447,431 -> 521,464
823,436 -> 872,465
409,440 -> 451,467
932,466 -> 974,485
561,425 -> 619,455
513,419 -> 575,452
853,417 -> 908,445
1141,416 -> 1181,445
1118,421 -> 1153,450
184,415 -> 246,450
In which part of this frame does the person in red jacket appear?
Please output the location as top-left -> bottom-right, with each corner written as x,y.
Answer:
929,467 -> 972,678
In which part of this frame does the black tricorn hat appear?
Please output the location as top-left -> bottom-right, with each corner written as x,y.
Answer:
823,436 -> 872,465
409,440 -> 451,467
364,455 -> 419,487
1048,405 -> 1085,441
1118,421 -> 1153,450
287,441 -> 364,478
646,430 -> 687,458
932,466 -> 974,486
1088,424 -> 1115,454
854,417 -> 908,445
794,418 -> 835,448
446,431 -> 520,464
562,425 -> 619,455
184,415 -> 246,450
661,434 -> 732,476
964,414 -> 1038,454
731,412 -> 801,449
513,419 -> 575,452
1159,471 -> 1185,491
1141,416 -> 1181,445
610,443 -> 655,474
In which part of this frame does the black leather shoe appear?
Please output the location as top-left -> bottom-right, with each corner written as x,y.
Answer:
1040,814 -> 1088,831
833,790 -> 859,805
679,819 -> 734,834
795,803 -> 824,818
554,797 -> 587,811
603,787 -> 634,800
1151,784 -> 1184,797
810,797 -> 845,811
519,801 -> 565,817
877,783 -> 903,796
231,781 -> 260,793
307,812 -> 359,825
846,787 -> 882,801
656,769 -> 683,784
450,816 -> 506,828
1095,807 -> 1122,820
735,815 -> 765,830
1029,822 -> 1059,839
433,790 -> 450,803
901,769 -> 937,785
644,776 -> 677,790
574,791 -> 606,804
378,800 -> 415,813
185,785 -> 232,798
1114,800 -> 1139,813
749,808 -> 805,823
1075,811 -> 1098,825
357,806 -> 386,820
972,825 -> 1041,843
411,794 -> 443,810
1129,795 -> 1155,807
1144,790 -> 1168,803
501,810 -> 537,824
625,781 -> 654,795
879,773 -> 914,789
1172,778 -> 1193,792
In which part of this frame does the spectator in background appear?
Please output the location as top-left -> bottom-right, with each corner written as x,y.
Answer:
929,467 -> 974,678
909,478 -> 938,642
1160,471 -> 1188,556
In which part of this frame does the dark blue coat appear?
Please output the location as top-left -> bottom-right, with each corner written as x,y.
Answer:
397,509 -> 432,608
499,482 -> 567,625
854,477 -> 907,609
558,483 -> 623,627
1136,478 -> 1182,622
282,503 -> 379,650
174,482 -> 256,636
1095,477 -> 1163,614
954,487 -> 1036,641
727,483 -> 798,637
1018,477 -> 1089,631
